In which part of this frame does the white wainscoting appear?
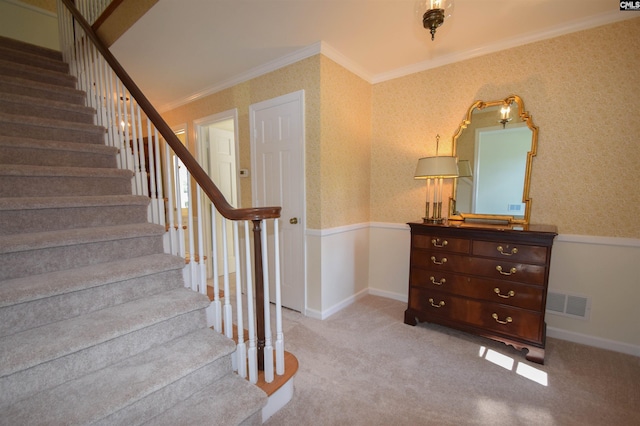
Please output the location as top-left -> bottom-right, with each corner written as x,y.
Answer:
305,224 -> 371,320
546,234 -> 640,357
307,222 -> 640,357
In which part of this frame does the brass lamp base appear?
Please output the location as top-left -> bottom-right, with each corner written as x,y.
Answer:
423,201 -> 444,224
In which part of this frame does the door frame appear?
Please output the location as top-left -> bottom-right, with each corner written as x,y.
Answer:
193,109 -> 241,279
249,90 -> 307,314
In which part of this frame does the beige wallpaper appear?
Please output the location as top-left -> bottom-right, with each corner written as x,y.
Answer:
319,56 -> 372,229
162,56 -> 322,227
372,17 -> 640,238
163,18 -> 639,238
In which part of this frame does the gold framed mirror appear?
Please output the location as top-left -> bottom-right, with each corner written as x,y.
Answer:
449,95 -> 538,224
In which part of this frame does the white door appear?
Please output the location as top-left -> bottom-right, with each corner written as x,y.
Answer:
250,91 -> 305,312
195,112 -> 239,278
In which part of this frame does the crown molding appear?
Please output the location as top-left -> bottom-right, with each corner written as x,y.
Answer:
371,11 -> 635,84
160,42 -> 325,112
161,11 -> 635,112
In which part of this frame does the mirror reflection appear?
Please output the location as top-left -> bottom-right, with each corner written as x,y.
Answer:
450,95 -> 537,224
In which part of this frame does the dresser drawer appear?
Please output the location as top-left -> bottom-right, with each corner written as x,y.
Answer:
411,252 -> 469,273
410,268 -> 544,311
468,257 -> 546,286
473,240 -> 548,264
412,234 -> 470,254
409,287 -> 544,342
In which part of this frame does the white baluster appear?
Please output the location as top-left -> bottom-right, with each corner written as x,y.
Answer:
196,187 -> 206,295
164,143 -> 177,255
187,173 -> 197,292
153,128 -> 166,227
274,218 -> 285,375
135,105 -> 148,196
261,219 -> 274,383
210,207 -> 222,332
234,221 -> 246,378
244,221 -> 258,384
222,217 -> 233,339
174,157 -> 186,260
146,119 -> 157,223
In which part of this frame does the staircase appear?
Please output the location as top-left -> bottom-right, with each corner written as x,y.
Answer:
0,35 -> 267,425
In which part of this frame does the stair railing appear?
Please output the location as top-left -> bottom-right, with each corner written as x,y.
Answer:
56,0 -> 285,383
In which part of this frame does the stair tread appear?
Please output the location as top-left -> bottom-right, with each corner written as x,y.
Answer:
0,253 -> 184,308
0,194 -> 149,211
0,135 -> 116,154
0,163 -> 131,177
0,58 -> 75,84
0,74 -> 82,98
0,288 -> 213,378
0,35 -> 63,61
146,374 -> 267,426
0,91 -> 94,115
1,328 -> 235,426
0,222 -> 164,255
0,111 -> 104,133
0,45 -> 67,73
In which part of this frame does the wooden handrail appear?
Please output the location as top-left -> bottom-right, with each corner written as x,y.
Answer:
60,0 -> 281,221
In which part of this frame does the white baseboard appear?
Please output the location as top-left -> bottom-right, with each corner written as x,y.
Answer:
307,288 -> 369,320
547,326 -> 640,357
367,288 -> 407,303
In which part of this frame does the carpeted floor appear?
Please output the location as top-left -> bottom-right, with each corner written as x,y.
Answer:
265,295 -> 640,426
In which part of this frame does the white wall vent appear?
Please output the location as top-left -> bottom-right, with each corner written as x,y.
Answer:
546,292 -> 591,320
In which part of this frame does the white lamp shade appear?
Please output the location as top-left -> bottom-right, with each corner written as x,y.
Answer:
415,156 -> 459,179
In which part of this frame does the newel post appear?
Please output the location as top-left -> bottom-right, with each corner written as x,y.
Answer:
252,219 -> 265,371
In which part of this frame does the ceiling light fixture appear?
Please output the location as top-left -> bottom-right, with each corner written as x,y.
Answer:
422,0 -> 454,41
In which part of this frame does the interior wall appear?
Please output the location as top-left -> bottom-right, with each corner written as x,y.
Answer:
0,0 -> 59,50
369,18 -> 640,353
318,56 -> 372,229
371,17 -> 640,239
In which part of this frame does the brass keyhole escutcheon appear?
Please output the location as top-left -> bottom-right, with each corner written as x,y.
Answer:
289,217 -> 298,225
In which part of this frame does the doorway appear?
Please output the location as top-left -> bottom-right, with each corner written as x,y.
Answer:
250,91 -> 306,312
194,110 -> 240,279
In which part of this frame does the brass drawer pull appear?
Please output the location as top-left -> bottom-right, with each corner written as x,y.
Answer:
431,238 -> 448,248
494,287 -> 515,298
428,298 -> 445,308
496,265 -> 517,276
430,256 -> 447,265
497,245 -> 518,256
492,313 -> 513,324
430,276 -> 446,286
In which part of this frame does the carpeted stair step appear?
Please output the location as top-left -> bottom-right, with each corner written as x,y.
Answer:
0,58 -> 77,88
0,135 -> 117,168
1,328 -> 237,426
0,253 -> 186,337
0,195 -> 149,235
0,164 -> 131,197
145,374 -> 267,426
0,289 -> 213,408
0,74 -> 85,105
0,223 -> 165,280
0,111 -> 104,143
0,92 -> 95,124
0,35 -> 63,62
0,44 -> 67,74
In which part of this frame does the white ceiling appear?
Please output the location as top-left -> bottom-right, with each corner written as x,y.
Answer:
109,0 -> 630,111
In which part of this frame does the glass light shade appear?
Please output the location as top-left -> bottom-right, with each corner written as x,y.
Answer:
415,156 -> 459,179
457,159 -> 472,177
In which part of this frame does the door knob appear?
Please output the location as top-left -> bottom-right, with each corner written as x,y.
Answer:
289,217 -> 298,225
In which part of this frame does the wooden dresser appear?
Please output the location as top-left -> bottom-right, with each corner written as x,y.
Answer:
404,221 -> 557,364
